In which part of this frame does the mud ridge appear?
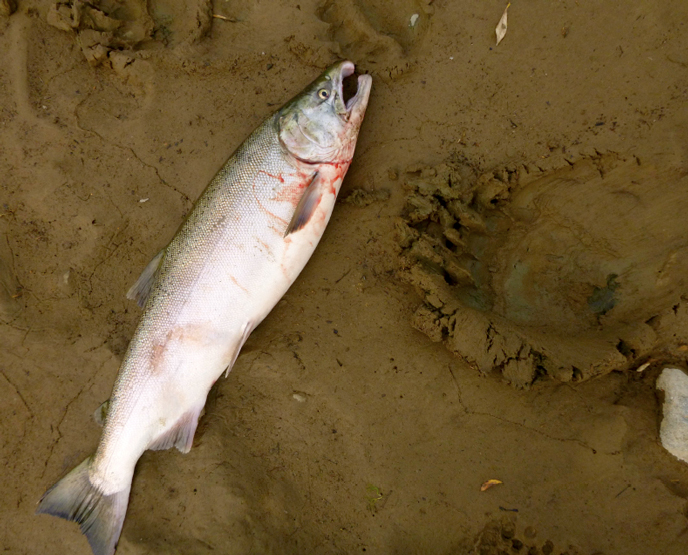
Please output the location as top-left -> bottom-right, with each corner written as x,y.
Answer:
397,153 -> 688,387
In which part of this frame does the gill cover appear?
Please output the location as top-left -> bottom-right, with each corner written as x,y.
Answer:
278,61 -> 356,164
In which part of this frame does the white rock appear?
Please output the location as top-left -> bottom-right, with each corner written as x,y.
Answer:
292,392 -> 307,403
656,367 -> 688,464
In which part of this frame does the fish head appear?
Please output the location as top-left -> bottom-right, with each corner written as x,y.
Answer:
278,61 -> 372,165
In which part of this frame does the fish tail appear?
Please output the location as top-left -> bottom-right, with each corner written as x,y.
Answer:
36,457 -> 131,555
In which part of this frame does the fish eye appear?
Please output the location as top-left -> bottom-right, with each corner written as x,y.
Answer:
317,88 -> 330,100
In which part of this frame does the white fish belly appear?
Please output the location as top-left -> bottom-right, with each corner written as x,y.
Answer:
91,168 -> 342,495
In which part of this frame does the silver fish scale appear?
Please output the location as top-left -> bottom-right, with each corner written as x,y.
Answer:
151,115 -> 285,313
101,113 -> 309,448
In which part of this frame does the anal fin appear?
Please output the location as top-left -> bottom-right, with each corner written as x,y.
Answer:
149,404 -> 204,454
126,248 -> 165,308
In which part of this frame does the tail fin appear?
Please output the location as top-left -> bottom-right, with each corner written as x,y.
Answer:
36,457 -> 131,555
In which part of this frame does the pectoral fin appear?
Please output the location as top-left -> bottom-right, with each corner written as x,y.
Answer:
127,249 -> 165,308
284,171 -> 322,236
224,321 -> 254,378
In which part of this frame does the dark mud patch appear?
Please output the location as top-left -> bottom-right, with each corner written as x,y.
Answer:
397,153 -> 688,387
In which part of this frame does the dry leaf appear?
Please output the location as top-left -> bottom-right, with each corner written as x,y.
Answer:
636,361 -> 651,373
495,3 -> 510,46
480,479 -> 503,491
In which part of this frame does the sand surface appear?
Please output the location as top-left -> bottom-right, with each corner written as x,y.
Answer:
2,1 -> 688,554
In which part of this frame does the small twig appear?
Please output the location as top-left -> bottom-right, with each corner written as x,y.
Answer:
334,269 -> 351,284
212,14 -> 236,22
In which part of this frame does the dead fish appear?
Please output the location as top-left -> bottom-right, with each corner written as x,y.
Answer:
36,60 -> 372,555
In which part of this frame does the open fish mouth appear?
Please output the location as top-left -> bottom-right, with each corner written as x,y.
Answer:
337,61 -> 372,120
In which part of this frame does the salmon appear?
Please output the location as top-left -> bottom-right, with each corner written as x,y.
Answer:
37,60 -> 372,555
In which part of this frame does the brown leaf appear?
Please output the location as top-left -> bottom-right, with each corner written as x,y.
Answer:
480,479 -> 503,492
495,3 -> 510,46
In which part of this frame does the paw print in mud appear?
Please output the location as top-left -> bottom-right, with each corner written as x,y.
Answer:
318,0 -> 432,81
397,153 -> 688,387
471,518 -> 579,555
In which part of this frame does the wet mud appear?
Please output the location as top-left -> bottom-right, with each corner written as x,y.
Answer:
2,1 -> 688,554
399,153 -> 688,387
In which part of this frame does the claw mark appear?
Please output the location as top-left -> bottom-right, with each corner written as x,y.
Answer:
229,275 -> 249,294
252,171 -> 293,227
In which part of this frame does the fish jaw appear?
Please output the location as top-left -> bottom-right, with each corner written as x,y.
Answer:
344,72 -> 372,130
336,71 -> 372,163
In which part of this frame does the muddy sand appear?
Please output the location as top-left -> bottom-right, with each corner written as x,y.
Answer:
2,1 -> 688,554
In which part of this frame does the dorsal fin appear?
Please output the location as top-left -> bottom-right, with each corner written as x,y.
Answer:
126,249 -> 165,308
